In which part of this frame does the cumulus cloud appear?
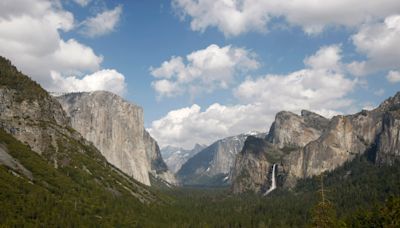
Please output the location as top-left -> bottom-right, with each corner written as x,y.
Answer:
0,0 -> 126,95
304,45 -> 342,71
150,44 -> 259,98
387,70 -> 400,83
80,5 -> 123,37
150,45 -> 355,148
49,69 -> 127,96
349,15 -> 400,76
172,0 -> 400,36
172,0 -> 271,36
148,103 -> 268,149
235,70 -> 353,113
151,79 -> 182,97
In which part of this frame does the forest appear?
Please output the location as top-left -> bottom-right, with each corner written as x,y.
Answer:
1,125 -> 399,227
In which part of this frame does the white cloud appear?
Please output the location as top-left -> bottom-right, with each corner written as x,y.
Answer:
0,0 -> 54,19
346,61 -> 367,77
172,0 -> 271,37
235,69 -> 354,113
387,70 -> 400,83
74,0 -> 91,7
151,80 -> 182,98
0,0 -> 126,96
150,45 -> 355,148
148,103 -> 269,149
80,5 -> 123,37
350,15 -> 400,75
172,0 -> 400,36
150,44 -> 259,98
49,69 -> 127,96
304,45 -> 342,71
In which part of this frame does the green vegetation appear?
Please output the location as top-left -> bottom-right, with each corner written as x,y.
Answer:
149,156 -> 400,227
1,125 -> 399,227
310,176 -> 340,228
0,129 -> 165,227
0,57 -> 47,102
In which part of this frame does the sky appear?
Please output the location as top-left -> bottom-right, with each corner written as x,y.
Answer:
1,0 -> 400,149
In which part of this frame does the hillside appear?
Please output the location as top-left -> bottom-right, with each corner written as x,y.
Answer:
0,56 -> 167,226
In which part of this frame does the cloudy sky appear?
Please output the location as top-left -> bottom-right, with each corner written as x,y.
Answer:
1,0 -> 400,149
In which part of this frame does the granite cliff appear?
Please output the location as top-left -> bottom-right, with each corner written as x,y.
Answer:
232,111 -> 327,193
0,56 -> 159,204
56,92 -> 176,186
232,95 -> 400,193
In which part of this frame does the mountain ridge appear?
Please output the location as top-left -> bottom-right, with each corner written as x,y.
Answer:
178,132 -> 266,186
161,143 -> 206,173
231,92 -> 400,194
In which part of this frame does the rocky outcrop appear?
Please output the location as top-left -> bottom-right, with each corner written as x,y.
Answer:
375,99 -> 400,165
266,110 -> 329,148
0,87 -> 70,157
56,91 -> 176,186
161,144 -> 206,173
178,132 -> 265,186
231,137 -> 273,193
232,95 -> 400,193
0,144 -> 32,180
0,61 -> 83,166
0,56 -> 158,203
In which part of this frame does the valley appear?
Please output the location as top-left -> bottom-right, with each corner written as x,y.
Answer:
1,56 -> 399,227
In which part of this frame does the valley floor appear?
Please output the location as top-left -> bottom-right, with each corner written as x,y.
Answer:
1,127 -> 399,227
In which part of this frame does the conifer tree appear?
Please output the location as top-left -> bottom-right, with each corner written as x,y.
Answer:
310,175 -> 337,228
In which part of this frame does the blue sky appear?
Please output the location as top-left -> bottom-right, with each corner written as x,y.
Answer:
1,0 -> 399,148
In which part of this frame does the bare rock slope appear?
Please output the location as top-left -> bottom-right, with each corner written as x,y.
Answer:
56,91 -> 176,186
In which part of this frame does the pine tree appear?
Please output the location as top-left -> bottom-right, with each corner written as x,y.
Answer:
310,175 -> 338,228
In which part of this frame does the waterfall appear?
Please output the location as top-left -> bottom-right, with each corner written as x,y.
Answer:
264,164 -> 277,196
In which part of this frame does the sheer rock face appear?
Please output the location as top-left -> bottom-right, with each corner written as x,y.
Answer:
376,112 -> 400,164
231,137 -> 272,194
56,91 -> 176,186
267,110 -> 329,148
232,94 -> 400,193
232,110 -> 329,193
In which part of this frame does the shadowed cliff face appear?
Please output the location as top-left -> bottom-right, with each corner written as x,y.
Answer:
177,132 -> 266,186
232,93 -> 400,193
56,91 -> 177,186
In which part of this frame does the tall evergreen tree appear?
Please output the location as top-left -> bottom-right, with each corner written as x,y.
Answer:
310,175 -> 337,228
